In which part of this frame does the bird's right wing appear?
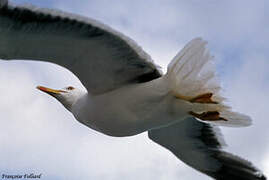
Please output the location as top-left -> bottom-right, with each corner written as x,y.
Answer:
0,1 -> 161,94
148,117 -> 266,180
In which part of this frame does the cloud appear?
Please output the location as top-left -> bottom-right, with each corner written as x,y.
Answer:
1,0 -> 269,179
220,51 -> 269,168
263,154 -> 269,178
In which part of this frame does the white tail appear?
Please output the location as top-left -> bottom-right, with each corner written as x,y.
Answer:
166,38 -> 251,127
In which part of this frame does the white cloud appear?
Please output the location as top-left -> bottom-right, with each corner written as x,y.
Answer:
263,153 -> 269,178
220,51 -> 269,168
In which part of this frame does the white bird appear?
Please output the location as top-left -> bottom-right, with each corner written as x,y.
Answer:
0,1 -> 266,179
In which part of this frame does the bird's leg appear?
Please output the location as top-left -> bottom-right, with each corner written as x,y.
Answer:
174,92 -> 218,104
174,92 -> 226,121
189,111 -> 227,121
189,93 -> 218,104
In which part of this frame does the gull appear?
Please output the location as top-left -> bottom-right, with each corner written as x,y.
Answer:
0,1 -> 266,179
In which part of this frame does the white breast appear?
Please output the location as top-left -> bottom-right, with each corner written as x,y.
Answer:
71,76 -> 189,137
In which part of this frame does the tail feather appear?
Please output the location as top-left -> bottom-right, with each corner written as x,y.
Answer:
214,109 -> 252,127
166,38 -> 252,127
167,38 -> 221,101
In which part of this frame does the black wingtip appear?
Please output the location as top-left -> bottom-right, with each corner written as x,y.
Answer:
213,171 -> 267,180
260,174 -> 267,180
206,151 -> 268,180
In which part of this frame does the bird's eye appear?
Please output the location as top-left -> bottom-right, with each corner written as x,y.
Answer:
66,86 -> 75,90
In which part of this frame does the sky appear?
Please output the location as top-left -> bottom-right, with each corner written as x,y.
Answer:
0,0 -> 269,179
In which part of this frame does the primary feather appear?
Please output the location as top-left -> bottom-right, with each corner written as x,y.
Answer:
149,118 -> 266,180
0,2 -> 161,94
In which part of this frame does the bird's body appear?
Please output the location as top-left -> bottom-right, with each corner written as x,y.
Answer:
72,76 -> 189,137
0,1 -> 267,179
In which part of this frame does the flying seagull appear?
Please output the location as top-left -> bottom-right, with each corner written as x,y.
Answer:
0,1 -> 266,179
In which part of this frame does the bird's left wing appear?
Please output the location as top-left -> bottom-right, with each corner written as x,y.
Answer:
148,118 -> 266,180
0,1 -> 161,94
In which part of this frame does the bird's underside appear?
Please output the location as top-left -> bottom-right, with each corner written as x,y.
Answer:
0,0 -> 266,179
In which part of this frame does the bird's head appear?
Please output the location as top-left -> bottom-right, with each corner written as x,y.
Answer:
37,85 -> 85,111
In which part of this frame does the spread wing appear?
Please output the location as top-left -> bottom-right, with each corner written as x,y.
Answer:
148,117 -> 266,180
0,1 -> 161,94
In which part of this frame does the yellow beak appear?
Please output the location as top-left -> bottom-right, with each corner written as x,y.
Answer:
36,86 -> 66,94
